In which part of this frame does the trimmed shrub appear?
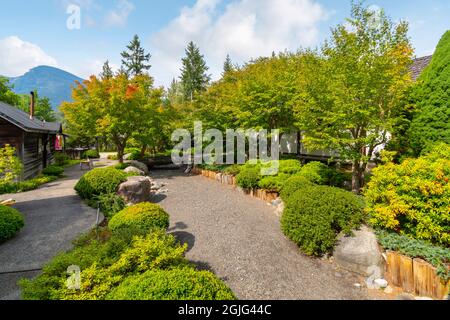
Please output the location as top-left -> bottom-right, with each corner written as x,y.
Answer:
223,164 -> 241,176
0,175 -> 58,195
115,163 -> 130,170
109,203 -> 170,234
281,186 -> 365,256
107,268 -> 236,300
297,162 -> 331,185
236,167 -> 261,189
0,205 -> 24,243
365,145 -> 450,246
42,165 -> 64,177
280,175 -> 315,201
93,193 -> 126,218
83,150 -> 100,159
0,144 -> 23,183
127,151 -> 142,161
258,174 -> 289,192
54,153 -> 70,166
75,168 -> 127,200
278,159 -> 302,175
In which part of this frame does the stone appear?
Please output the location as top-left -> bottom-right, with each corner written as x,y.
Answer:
384,286 -> 394,294
117,176 -> 153,204
396,293 -> 415,300
374,278 -> 388,289
271,198 -> 282,206
124,166 -> 145,176
126,160 -> 149,175
333,226 -> 384,276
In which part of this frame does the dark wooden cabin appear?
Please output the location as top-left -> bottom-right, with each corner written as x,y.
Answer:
0,96 -> 63,180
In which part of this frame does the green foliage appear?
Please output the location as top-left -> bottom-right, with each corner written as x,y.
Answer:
109,203 -> 170,234
278,160 -> 302,175
0,144 -> 23,183
364,144 -> 450,246
0,76 -> 20,106
236,166 -> 261,189
127,151 -> 142,161
280,175 -> 315,201
180,41 -> 211,101
281,186 -> 365,256
0,205 -> 24,243
83,150 -> 100,159
42,165 -> 64,177
223,164 -> 241,176
120,35 -> 151,77
258,174 -> 289,192
115,163 -> 130,170
93,193 -> 126,218
74,168 -> 127,200
54,153 -> 70,166
409,31 -> 450,155
107,267 -> 236,300
297,162 -> 333,185
376,230 -> 450,281
108,154 -> 119,160
0,175 -> 58,195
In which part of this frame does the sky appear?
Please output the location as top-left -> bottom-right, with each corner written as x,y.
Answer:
0,0 -> 449,87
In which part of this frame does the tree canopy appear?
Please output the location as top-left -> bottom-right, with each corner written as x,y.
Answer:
121,35 -> 151,77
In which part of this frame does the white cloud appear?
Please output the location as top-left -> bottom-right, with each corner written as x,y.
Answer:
104,0 -> 135,27
150,0 -> 328,87
0,36 -> 58,77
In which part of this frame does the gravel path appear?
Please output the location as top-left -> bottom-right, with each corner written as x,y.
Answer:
151,170 -> 370,300
0,164 -> 103,300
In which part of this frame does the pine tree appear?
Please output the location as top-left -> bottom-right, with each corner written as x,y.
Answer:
222,54 -> 234,76
179,41 -> 211,101
99,60 -> 114,80
121,35 -> 151,77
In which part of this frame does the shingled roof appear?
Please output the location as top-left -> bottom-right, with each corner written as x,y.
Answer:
410,55 -> 432,81
0,101 -> 62,134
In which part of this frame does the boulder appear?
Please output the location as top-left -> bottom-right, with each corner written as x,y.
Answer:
333,226 -> 384,276
124,166 -> 145,176
117,176 -> 153,204
126,160 -> 149,175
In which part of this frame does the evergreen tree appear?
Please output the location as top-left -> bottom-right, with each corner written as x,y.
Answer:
121,35 -> 151,77
179,41 -> 211,101
99,60 -> 114,80
222,54 -> 234,76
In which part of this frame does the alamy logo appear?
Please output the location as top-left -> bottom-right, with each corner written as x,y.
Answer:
66,4 -> 81,30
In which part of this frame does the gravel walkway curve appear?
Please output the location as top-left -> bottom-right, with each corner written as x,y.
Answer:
151,170 -> 370,300
0,164 -> 102,300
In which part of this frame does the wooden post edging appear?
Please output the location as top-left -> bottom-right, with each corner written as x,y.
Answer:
191,168 -> 279,204
386,251 -> 449,300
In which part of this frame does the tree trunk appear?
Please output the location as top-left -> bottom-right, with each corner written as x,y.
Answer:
140,145 -> 147,157
117,146 -> 125,164
351,161 -> 367,194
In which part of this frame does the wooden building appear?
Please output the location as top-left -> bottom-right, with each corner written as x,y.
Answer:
0,94 -> 63,180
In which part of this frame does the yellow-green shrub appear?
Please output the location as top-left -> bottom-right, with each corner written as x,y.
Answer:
365,144 -> 450,246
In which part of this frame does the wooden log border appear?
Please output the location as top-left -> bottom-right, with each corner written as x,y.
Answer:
386,251 -> 449,300
191,167 -> 279,203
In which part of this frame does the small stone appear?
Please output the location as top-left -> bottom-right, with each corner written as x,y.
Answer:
374,278 -> 388,289
354,283 -> 362,288
384,286 -> 393,294
124,166 -> 145,176
271,198 -> 282,206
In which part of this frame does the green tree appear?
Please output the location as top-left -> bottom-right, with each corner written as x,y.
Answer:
0,77 -> 20,106
222,54 -> 234,76
16,92 -> 56,122
409,31 -> 450,155
121,35 -> 151,77
296,2 -> 413,192
0,144 -> 23,183
180,41 -> 211,101
100,60 -> 114,80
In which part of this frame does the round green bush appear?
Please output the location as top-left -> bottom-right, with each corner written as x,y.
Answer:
107,268 -> 236,300
83,150 -> 100,159
278,159 -> 302,175
42,165 -> 64,177
75,168 -> 128,200
280,175 -> 314,201
236,167 -> 261,189
109,202 -> 170,234
258,174 -> 289,192
0,205 -> 25,243
297,162 -> 332,185
281,186 -> 365,256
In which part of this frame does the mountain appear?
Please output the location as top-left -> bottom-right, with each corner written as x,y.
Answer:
8,66 -> 84,110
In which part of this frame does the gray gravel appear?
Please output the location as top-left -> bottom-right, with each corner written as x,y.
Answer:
151,170 -> 370,300
0,164 -> 101,300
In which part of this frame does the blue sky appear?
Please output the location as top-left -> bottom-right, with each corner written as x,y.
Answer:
0,0 -> 449,87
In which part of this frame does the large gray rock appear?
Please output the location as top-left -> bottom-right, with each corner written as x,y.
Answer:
124,166 -> 145,176
117,176 -> 153,204
126,160 -> 149,175
333,226 -> 384,276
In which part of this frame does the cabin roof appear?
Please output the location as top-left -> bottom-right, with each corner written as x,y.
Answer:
0,101 -> 62,134
411,55 -> 433,81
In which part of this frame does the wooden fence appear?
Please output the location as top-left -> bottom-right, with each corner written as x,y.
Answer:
386,251 -> 449,300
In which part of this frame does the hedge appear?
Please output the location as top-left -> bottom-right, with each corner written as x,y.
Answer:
281,186 -> 365,256
0,175 -> 58,195
42,165 -> 64,177
109,203 -> 170,234
0,205 -> 25,243
107,268 -> 236,300
280,175 -> 315,201
74,168 -> 128,200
